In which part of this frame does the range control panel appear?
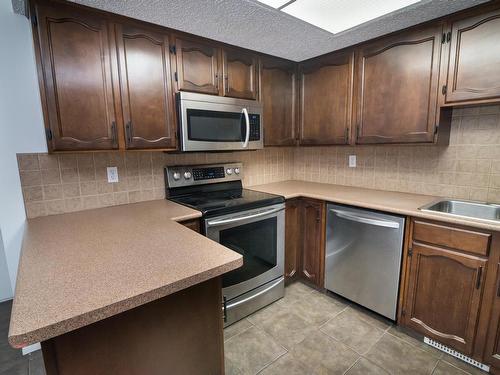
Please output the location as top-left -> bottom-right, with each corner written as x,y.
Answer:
165,163 -> 242,188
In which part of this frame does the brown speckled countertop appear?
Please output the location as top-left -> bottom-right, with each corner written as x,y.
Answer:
8,200 -> 242,348
250,180 -> 500,232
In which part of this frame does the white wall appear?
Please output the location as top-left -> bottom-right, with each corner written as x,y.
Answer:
0,0 -> 47,293
0,230 -> 12,301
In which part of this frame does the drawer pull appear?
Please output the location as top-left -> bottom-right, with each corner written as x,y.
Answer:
476,266 -> 483,290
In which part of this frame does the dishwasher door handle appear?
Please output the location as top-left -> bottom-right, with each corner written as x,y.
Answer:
330,209 -> 400,229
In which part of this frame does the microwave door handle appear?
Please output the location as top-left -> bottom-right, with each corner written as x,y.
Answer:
207,206 -> 283,227
242,107 -> 250,148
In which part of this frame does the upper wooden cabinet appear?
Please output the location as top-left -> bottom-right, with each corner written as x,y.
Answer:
173,37 -> 221,95
116,24 -> 176,149
33,1 -> 119,151
261,57 -> 297,146
442,8 -> 500,105
222,49 -> 259,99
299,51 -> 354,145
172,39 -> 259,100
354,25 -> 443,144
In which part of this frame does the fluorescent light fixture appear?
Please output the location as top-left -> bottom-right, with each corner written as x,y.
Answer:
257,0 -> 422,34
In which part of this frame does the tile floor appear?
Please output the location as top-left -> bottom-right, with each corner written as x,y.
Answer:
0,282 -> 489,374
0,301 -> 43,375
224,282 -> 488,375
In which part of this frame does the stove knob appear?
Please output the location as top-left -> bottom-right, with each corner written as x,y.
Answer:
184,171 -> 192,180
226,168 -> 233,175
234,167 -> 240,175
172,172 -> 181,181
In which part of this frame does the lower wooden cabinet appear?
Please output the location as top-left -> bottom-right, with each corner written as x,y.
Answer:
403,242 -> 486,354
484,262 -> 500,370
285,199 -> 301,281
401,218 -> 500,366
484,261 -> 500,369
180,219 -> 201,233
284,198 -> 325,288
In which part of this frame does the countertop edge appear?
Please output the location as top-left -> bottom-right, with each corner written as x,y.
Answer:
249,182 -> 500,232
8,256 -> 242,348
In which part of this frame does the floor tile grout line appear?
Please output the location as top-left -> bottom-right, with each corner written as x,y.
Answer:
384,329 -> 444,360
342,357 -> 361,375
429,359 -> 440,375
223,319 -> 255,343
255,350 -> 288,375
317,305 -> 349,330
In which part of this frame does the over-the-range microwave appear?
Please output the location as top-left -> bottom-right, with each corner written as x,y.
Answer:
177,92 -> 263,152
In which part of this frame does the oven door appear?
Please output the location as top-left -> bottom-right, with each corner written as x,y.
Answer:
205,204 -> 285,301
178,92 -> 263,152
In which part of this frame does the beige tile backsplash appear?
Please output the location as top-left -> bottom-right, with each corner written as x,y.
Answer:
17,105 -> 500,219
293,105 -> 500,203
18,148 -> 294,218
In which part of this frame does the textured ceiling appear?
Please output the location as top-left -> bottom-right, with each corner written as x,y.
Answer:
12,0 -> 491,61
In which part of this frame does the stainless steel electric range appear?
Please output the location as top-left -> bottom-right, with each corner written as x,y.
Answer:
165,163 -> 285,326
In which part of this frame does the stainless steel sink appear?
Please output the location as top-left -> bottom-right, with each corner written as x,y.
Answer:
419,199 -> 500,223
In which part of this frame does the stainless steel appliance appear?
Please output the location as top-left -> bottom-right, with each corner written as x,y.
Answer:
165,163 -> 284,326
325,204 -> 405,320
177,92 -> 263,152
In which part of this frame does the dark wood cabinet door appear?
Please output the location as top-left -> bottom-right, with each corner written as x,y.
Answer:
180,219 -> 201,233
300,199 -> 325,288
444,9 -> 500,104
404,242 -> 486,354
299,51 -> 353,145
354,25 -> 442,144
34,1 -> 118,151
285,199 -> 301,282
261,58 -> 297,146
116,24 -> 176,149
484,262 -> 500,369
223,49 -> 258,99
174,37 -> 220,95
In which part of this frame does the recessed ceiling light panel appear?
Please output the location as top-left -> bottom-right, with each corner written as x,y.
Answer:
266,0 -> 421,34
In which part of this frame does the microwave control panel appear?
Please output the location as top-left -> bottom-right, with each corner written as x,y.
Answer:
249,114 -> 260,141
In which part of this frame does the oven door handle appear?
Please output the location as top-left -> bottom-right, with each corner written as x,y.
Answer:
225,277 -> 284,310
242,107 -> 250,148
206,206 -> 283,227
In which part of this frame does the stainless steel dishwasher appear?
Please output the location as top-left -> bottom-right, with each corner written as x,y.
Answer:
325,204 -> 405,320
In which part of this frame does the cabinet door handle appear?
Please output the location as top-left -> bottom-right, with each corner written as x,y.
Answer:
476,266 -> 483,290
111,121 -> 117,147
125,121 -> 132,144
496,263 -> 500,297
224,75 -> 228,92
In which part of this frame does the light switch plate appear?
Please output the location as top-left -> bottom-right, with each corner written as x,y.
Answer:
107,167 -> 119,183
348,155 -> 357,168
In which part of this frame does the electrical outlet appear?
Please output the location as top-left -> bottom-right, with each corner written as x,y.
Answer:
348,155 -> 357,168
107,167 -> 119,183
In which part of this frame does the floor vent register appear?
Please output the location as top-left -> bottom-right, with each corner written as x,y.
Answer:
424,337 -> 490,372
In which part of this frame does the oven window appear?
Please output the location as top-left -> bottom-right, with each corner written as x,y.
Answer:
187,109 -> 244,142
219,217 -> 277,288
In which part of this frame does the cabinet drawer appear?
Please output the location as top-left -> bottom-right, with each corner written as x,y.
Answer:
413,220 -> 491,256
